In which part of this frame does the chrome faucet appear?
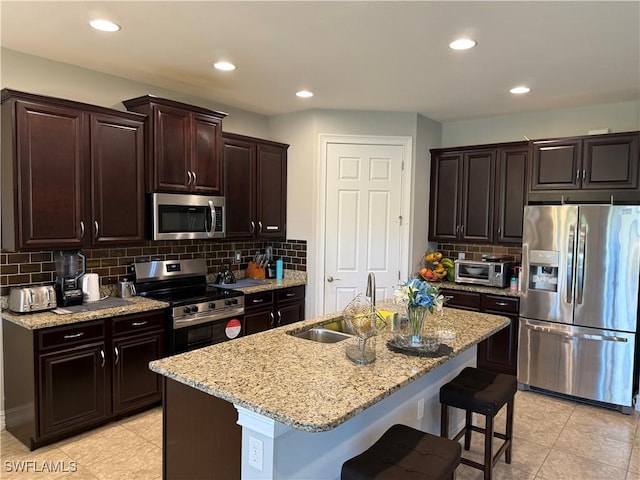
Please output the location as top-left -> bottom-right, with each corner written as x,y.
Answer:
366,272 -> 376,309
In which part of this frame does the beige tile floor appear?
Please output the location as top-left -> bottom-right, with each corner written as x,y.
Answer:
1,390 -> 639,479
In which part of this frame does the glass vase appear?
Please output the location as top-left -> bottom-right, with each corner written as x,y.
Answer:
407,305 -> 429,347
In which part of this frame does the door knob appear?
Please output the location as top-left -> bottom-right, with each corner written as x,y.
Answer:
327,276 -> 341,282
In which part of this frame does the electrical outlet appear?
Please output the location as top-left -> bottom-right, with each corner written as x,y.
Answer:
248,436 -> 263,471
234,250 -> 242,264
417,398 -> 425,420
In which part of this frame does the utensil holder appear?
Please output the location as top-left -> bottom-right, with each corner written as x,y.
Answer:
246,261 -> 265,280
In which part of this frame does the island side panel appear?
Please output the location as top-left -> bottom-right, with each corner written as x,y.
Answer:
163,377 -> 242,479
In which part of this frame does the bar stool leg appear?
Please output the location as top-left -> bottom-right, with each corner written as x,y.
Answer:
483,415 -> 494,480
505,397 -> 514,464
441,403 -> 449,438
464,410 -> 473,450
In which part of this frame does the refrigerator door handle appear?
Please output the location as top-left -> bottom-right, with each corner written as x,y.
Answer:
566,224 -> 575,303
525,323 -> 628,342
576,223 -> 587,305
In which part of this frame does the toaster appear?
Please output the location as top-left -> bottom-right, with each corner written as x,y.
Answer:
8,285 -> 57,313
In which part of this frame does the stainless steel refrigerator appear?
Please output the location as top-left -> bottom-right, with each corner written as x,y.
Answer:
518,204 -> 640,413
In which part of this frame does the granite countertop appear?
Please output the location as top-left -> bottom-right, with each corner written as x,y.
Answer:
149,300 -> 509,433
438,280 -> 522,298
206,269 -> 307,295
1,296 -> 169,330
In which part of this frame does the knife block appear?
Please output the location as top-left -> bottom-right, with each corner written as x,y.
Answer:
246,261 -> 266,280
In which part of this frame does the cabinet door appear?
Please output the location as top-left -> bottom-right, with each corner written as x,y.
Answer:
223,136 -> 255,238
90,113 -> 145,245
477,313 -> 519,375
153,104 -> 190,192
583,134 -> 639,190
244,308 -> 274,335
38,342 -> 108,438
530,139 -> 582,191
460,150 -> 495,243
276,301 -> 305,327
15,100 -> 86,250
495,146 -> 527,243
191,113 -> 223,195
256,144 -> 287,238
440,289 -> 481,311
429,153 -> 462,241
112,330 -> 164,415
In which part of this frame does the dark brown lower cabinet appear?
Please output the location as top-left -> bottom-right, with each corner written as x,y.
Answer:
2,309 -> 165,450
244,286 -> 306,335
164,377 -> 241,479
441,288 -> 520,375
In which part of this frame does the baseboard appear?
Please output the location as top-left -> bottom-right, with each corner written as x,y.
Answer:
1,408 -> 6,430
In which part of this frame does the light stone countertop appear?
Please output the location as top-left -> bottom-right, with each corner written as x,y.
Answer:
1,296 -> 170,330
149,300 -> 510,433
438,280 -> 522,298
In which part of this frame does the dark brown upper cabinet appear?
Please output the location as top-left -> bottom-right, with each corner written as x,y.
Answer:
430,148 -> 496,244
430,142 -> 528,245
123,96 -> 227,195
529,132 -> 639,203
1,90 -> 145,251
223,133 -> 288,239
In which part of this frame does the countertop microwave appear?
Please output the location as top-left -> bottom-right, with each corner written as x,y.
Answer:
454,259 -> 514,288
151,193 -> 225,240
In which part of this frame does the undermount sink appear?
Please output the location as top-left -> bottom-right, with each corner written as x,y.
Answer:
290,318 -> 354,343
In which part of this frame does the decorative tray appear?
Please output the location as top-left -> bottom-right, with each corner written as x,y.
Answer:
386,336 -> 453,358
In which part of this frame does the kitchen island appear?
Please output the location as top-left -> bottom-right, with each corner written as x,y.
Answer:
150,302 -> 509,479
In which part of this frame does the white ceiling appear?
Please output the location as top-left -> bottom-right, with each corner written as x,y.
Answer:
2,1 -> 639,122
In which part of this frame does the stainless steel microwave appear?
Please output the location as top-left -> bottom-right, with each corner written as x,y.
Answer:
151,193 -> 225,240
454,259 -> 514,288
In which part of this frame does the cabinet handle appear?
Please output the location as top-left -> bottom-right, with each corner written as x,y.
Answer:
114,346 -> 120,365
250,221 -> 255,233
277,311 -> 282,326
258,221 -> 263,233
94,221 -> 99,239
269,312 -> 275,327
80,221 -> 85,238
582,169 -> 586,181
460,225 -> 464,235
192,170 -> 197,185
252,298 -> 264,304
576,170 -> 580,182
497,227 -> 501,235
63,332 -> 84,339
286,293 -> 295,297
100,349 -> 105,368
131,321 -> 148,327
187,171 -> 193,185
496,302 -> 509,306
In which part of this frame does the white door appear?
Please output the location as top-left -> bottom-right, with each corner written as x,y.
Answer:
323,141 -> 406,314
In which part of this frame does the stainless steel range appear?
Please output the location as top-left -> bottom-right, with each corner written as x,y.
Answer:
130,258 -> 245,354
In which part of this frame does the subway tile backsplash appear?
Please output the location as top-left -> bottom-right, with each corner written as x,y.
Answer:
0,239 -> 307,296
437,242 -> 522,264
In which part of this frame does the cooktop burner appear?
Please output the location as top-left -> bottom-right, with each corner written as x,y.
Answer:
145,285 -> 242,307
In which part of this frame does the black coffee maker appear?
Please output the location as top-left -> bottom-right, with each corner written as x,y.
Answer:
215,263 -> 236,284
54,250 -> 85,307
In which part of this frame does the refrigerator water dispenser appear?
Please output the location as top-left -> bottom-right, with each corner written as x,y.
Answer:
528,250 -> 559,292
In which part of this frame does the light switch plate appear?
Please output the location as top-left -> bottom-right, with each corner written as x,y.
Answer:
234,250 -> 242,264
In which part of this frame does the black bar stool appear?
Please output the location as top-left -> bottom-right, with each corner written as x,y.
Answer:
341,423 -> 461,480
439,367 -> 516,480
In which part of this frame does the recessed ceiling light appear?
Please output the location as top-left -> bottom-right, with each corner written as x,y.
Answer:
296,90 -> 314,98
510,86 -> 531,94
89,19 -> 121,32
213,61 -> 236,71
449,38 -> 476,50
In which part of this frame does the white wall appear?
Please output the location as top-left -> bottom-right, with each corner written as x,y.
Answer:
1,48 -> 270,138
442,101 -> 640,147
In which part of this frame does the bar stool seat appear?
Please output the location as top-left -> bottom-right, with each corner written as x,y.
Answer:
439,367 -> 516,480
341,424 -> 461,480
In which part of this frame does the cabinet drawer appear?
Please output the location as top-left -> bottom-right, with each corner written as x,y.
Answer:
275,286 -> 305,305
481,295 -> 519,314
38,320 -> 105,351
245,291 -> 274,310
441,289 -> 481,311
112,311 -> 165,336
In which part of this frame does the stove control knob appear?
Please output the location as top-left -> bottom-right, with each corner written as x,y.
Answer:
225,299 -> 237,306
209,302 -> 216,309
183,307 -> 191,315
191,305 -> 199,313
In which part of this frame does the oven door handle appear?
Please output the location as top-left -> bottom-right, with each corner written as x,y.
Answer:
173,307 -> 245,329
